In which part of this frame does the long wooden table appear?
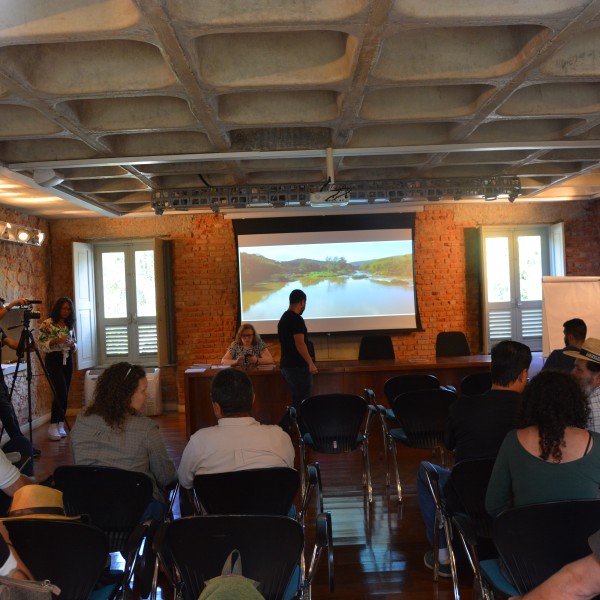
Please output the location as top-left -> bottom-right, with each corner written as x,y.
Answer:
184,356 -> 491,437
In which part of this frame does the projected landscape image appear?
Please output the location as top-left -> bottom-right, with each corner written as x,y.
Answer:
239,240 -> 414,322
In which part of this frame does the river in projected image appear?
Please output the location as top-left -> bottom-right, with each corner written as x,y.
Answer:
242,277 -> 414,321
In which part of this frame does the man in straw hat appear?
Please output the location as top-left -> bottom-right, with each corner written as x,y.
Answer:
566,338 -> 600,433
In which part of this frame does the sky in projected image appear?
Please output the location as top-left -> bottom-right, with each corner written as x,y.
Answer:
239,239 -> 415,324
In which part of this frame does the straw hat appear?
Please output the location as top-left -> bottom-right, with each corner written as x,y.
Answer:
2,485 -> 79,521
564,338 -> 600,366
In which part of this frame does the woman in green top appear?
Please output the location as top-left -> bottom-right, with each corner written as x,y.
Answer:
486,370 -> 600,517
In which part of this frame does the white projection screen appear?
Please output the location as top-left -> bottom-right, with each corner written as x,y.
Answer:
233,214 -> 421,336
542,276 -> 600,357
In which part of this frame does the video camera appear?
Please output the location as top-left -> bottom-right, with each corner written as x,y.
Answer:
18,300 -> 42,321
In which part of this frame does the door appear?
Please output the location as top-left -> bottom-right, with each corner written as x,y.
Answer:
482,227 -> 549,352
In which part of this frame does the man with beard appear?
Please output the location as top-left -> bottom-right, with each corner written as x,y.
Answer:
566,338 -> 600,433
277,289 -> 317,431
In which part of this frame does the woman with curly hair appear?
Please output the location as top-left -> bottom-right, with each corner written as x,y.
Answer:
71,362 -> 176,519
221,323 -> 273,366
486,370 -> 600,517
38,297 -> 77,441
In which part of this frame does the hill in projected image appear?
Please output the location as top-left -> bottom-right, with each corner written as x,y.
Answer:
239,240 -> 414,324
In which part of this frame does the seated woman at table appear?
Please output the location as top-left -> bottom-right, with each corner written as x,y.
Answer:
71,362 -> 177,520
486,370 -> 600,517
221,323 -> 273,366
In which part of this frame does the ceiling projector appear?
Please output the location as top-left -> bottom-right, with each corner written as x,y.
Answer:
308,190 -> 350,207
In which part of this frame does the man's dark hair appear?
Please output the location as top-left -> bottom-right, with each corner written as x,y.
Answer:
563,318 -> 587,343
289,289 -> 306,305
490,340 -> 532,386
211,368 -> 253,416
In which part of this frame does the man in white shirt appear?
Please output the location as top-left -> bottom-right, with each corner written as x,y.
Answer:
566,338 -> 600,433
178,368 -> 295,490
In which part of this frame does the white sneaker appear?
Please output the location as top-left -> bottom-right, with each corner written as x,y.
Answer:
57,422 -> 67,437
48,423 -> 61,441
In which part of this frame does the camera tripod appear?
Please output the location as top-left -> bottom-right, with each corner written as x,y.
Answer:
6,316 -> 58,444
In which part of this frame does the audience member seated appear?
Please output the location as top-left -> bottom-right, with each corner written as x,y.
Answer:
567,338 -> 600,433
542,317 -> 587,373
486,370 -> 600,517
417,340 -> 532,577
178,368 -> 294,492
71,362 -> 177,520
510,527 -> 600,600
221,323 -> 273,366
0,449 -> 33,516
0,522 -> 31,580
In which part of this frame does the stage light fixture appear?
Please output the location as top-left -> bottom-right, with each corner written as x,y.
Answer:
0,220 -> 44,246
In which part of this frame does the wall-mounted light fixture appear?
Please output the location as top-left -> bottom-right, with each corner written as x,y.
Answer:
0,220 -> 45,246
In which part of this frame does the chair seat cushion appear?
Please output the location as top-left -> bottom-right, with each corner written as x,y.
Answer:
479,559 -> 519,597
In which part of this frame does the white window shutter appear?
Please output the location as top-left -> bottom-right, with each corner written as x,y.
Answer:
72,242 -> 97,369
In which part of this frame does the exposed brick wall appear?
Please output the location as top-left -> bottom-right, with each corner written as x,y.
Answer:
3,199 -> 598,414
0,206 -> 53,430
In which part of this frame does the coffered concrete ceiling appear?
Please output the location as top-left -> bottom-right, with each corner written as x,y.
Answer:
1,0 -> 600,217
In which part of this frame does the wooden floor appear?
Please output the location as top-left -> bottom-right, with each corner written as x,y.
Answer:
29,412 -> 474,600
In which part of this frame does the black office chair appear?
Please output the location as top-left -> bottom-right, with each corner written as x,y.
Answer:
448,458 -> 497,599
292,393 -> 374,504
154,514 -> 332,600
54,465 -> 154,552
420,462 -> 460,599
435,331 -> 470,357
480,499 -> 600,598
460,371 -> 492,396
193,467 -> 300,516
358,335 -> 395,360
386,388 -> 457,501
5,519 -> 109,600
54,465 -> 157,598
192,465 -> 325,521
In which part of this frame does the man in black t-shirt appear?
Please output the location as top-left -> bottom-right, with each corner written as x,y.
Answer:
277,289 -> 317,430
418,339 -> 532,577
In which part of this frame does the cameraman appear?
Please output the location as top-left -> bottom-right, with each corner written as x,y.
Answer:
0,297 -> 40,457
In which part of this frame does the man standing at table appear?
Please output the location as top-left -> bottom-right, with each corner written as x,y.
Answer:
278,289 -> 317,431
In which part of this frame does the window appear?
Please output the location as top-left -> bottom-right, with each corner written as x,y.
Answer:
73,239 -> 174,369
97,242 -> 158,362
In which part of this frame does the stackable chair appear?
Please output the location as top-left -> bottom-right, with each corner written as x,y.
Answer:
358,335 -> 395,360
365,375 -> 443,501
5,519 -> 109,600
421,458 -> 497,600
291,392 -> 374,504
436,331 -> 471,357
193,464 -> 324,519
190,465 -> 332,598
420,462 -> 460,600
460,372 -> 492,396
53,465 -> 159,598
386,388 -> 457,501
154,514 -> 333,600
480,499 -> 600,598
447,458 -> 497,600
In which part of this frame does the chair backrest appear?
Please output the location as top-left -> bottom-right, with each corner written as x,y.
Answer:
193,468 -> 300,516
436,331 -> 470,357
358,335 -> 395,360
460,371 -> 492,396
493,499 -> 600,595
299,394 -> 368,454
161,515 -> 304,600
449,458 -> 496,537
5,519 -> 108,600
383,374 -> 440,405
391,389 -> 457,449
54,464 -> 153,552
